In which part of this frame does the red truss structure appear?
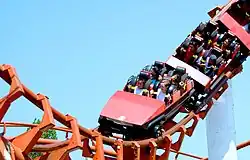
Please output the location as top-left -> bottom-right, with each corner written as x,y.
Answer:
1,0 -> 250,159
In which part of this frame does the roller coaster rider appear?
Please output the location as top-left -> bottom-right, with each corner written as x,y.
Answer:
196,54 -> 218,78
128,79 -> 149,96
184,43 -> 196,64
152,80 -> 172,103
150,66 -> 163,85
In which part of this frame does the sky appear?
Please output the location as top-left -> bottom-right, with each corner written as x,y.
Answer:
0,0 -> 250,159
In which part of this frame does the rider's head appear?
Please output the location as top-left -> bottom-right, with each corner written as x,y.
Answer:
209,54 -> 217,65
137,79 -> 144,89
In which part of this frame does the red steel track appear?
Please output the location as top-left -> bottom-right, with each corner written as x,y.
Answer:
0,0 -> 250,159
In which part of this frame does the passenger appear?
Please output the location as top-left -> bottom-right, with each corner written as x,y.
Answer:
130,79 -> 149,96
175,47 -> 187,60
148,79 -> 172,104
221,49 -> 231,62
152,66 -> 161,78
195,41 -> 215,64
221,38 -> 230,50
126,75 -> 137,93
162,73 -> 171,81
127,85 -> 134,93
155,81 -> 170,102
171,74 -> 181,84
161,74 -> 179,95
230,43 -> 241,59
198,54 -> 218,77
229,38 -> 239,51
163,80 -> 172,103
150,66 -> 162,86
193,42 -> 212,65
193,54 -> 207,70
172,74 -> 186,90
219,38 -> 232,61
184,44 -> 196,63
203,43 -> 213,56
214,32 -> 227,46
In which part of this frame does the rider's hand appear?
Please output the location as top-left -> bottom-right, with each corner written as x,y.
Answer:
150,89 -> 155,95
158,75 -> 163,81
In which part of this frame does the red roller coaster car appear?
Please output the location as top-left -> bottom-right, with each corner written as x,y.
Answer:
98,0 -> 249,140
99,59 -> 195,139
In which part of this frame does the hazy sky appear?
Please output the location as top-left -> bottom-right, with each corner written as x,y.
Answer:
1,0 -> 250,159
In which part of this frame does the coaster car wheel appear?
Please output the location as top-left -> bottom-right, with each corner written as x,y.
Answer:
153,125 -> 165,138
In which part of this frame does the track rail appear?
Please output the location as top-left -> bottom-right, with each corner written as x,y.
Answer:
0,0 -> 250,159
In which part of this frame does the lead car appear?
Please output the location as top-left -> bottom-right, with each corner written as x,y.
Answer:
97,54 -> 215,140
97,57 -> 200,140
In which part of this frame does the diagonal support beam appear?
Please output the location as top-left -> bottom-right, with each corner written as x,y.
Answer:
0,65 -> 23,122
46,115 -> 82,160
11,94 -> 55,155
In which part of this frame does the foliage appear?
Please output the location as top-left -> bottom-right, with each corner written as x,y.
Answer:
27,118 -> 58,159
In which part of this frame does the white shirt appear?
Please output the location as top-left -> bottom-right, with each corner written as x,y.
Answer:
156,88 -> 166,102
134,86 -> 144,95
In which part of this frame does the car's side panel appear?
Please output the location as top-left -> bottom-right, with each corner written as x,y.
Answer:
100,91 -> 166,126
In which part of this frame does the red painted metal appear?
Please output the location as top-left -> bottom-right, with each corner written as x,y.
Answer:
219,12 -> 250,50
100,91 -> 166,126
0,0 -> 250,160
100,79 -> 193,127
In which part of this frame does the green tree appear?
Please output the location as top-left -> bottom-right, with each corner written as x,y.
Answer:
27,118 -> 58,159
